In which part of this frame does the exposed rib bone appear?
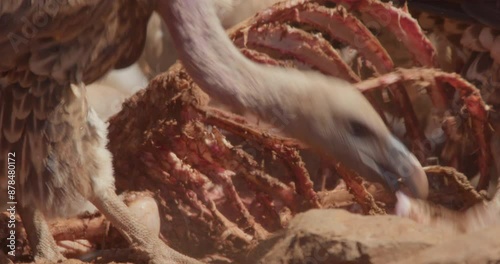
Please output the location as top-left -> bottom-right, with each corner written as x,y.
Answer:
252,1 -> 394,73
328,0 -> 438,67
232,24 -> 360,81
240,48 -> 295,67
356,68 -> 492,190
334,163 -> 386,215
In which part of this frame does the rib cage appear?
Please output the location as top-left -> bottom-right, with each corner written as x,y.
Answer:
107,0 -> 493,260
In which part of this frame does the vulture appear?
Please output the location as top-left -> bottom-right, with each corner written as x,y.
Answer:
0,0 -> 428,262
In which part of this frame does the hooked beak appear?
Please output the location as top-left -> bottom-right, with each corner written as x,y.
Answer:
360,136 -> 429,199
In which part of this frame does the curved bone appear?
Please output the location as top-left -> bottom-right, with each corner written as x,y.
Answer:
329,0 -> 438,67
252,1 -> 394,73
356,68 -> 492,191
232,24 -> 360,81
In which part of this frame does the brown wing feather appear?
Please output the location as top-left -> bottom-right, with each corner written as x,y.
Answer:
0,0 -> 154,216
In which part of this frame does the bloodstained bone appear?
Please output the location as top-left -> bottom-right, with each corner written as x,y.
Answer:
333,162 -> 386,215
239,48 -> 295,67
253,1 -> 394,73
198,106 -> 319,208
356,68 -> 492,191
328,0 -> 438,67
232,24 -> 360,81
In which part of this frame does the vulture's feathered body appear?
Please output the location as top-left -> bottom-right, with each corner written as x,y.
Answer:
0,1 -> 201,263
0,0 -> 153,216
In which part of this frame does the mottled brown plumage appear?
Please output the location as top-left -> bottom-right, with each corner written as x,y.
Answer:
0,1 -> 198,263
0,0 -> 153,216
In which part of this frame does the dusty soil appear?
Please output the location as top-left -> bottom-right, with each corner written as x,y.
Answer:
247,209 -> 500,264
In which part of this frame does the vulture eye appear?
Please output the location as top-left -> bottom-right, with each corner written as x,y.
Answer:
349,120 -> 371,138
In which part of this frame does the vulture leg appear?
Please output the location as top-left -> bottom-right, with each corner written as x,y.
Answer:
90,189 -> 200,263
82,104 -> 199,263
19,206 -> 64,262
